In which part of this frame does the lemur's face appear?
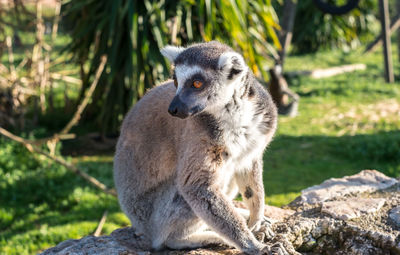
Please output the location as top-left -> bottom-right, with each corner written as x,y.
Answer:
161,41 -> 248,119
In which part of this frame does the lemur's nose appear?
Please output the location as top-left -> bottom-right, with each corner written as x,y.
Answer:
168,95 -> 190,119
168,105 -> 178,116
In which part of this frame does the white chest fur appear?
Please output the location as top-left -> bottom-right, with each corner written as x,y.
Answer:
216,98 -> 267,171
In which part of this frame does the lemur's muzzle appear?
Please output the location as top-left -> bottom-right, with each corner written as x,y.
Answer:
168,95 -> 190,119
168,95 -> 204,119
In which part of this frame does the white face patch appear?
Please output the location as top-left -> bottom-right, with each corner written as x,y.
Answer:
174,65 -> 203,94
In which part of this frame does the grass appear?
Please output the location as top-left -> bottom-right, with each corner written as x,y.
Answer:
1,45 -> 400,254
0,147 -> 128,254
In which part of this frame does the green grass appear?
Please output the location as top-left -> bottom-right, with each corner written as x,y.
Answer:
1,46 -> 400,254
0,146 -> 129,254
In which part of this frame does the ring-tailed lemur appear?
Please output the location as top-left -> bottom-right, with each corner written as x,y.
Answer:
114,41 -> 278,255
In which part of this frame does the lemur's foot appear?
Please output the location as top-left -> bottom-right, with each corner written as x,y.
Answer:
260,242 -> 298,255
259,245 -> 272,255
253,216 -> 275,242
268,234 -> 302,255
271,242 -> 302,255
270,242 -> 289,255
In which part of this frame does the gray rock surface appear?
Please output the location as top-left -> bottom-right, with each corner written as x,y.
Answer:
40,228 -> 145,255
389,206 -> 400,227
298,170 -> 397,205
321,197 -> 386,220
40,170 -> 400,255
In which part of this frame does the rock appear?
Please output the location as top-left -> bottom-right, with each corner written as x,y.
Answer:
297,170 -> 397,205
389,206 -> 400,227
264,204 -> 295,222
40,170 -> 400,255
321,198 -> 386,220
40,228 -> 145,255
234,201 -> 295,222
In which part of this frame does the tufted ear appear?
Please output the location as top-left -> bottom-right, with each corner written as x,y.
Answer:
160,45 -> 186,62
218,51 -> 247,80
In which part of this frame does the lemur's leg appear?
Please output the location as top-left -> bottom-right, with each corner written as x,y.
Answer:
225,175 -> 239,200
165,230 -> 226,250
150,189 -> 227,250
235,159 -> 274,242
235,159 -> 265,230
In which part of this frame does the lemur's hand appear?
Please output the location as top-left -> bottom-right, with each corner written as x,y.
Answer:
270,242 -> 289,255
258,242 -> 295,255
252,216 -> 275,243
270,241 -> 302,255
260,234 -> 302,255
258,245 -> 272,255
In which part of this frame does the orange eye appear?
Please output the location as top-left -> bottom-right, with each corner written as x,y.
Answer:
173,78 -> 178,88
193,80 -> 203,89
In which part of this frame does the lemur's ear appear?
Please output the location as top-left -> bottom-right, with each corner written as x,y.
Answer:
218,52 -> 247,80
160,45 -> 186,62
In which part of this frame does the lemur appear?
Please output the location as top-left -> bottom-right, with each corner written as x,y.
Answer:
113,41 -> 278,255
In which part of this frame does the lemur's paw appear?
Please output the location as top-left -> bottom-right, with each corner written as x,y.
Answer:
257,242 -> 300,255
268,236 -> 302,255
270,242 -> 289,255
253,217 -> 275,242
259,245 -> 272,255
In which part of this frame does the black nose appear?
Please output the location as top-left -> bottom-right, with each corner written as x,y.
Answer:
168,105 -> 178,116
168,96 -> 189,119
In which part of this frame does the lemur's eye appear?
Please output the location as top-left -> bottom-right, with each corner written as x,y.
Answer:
173,78 -> 178,88
192,80 -> 203,89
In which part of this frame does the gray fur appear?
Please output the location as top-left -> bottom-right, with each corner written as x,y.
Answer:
114,41 -> 277,255
174,41 -> 233,69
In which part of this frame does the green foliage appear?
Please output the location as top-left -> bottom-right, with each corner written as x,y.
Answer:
288,0 -> 380,53
0,139 -> 126,255
62,0 -> 280,134
0,3 -> 35,41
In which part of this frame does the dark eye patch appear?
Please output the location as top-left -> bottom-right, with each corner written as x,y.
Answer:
184,73 -> 208,90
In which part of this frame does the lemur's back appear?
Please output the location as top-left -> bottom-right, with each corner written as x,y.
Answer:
114,81 -> 179,197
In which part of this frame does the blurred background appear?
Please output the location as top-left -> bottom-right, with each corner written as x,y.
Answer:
0,0 -> 399,253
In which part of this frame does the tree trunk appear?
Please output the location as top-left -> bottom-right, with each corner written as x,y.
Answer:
379,0 -> 394,83
278,0 -> 297,69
